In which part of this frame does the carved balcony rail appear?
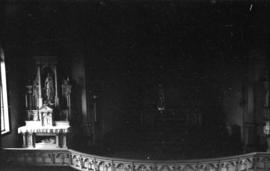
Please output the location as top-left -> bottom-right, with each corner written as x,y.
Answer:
68,150 -> 270,171
2,148 -> 70,166
2,148 -> 270,171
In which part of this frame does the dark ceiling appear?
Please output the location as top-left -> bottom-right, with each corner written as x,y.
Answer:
2,1 -> 269,45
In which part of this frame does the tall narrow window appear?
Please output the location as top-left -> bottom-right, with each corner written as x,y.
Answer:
1,47 -> 10,134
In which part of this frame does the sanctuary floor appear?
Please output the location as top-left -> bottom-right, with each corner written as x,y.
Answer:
71,126 -> 246,160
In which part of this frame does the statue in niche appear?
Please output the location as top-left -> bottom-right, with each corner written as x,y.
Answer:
61,78 -> 72,120
25,85 -> 33,109
44,73 -> 55,105
32,110 -> 39,121
62,78 -> 71,108
32,77 -> 39,109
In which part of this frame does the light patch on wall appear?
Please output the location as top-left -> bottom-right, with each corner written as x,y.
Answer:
1,47 -> 10,135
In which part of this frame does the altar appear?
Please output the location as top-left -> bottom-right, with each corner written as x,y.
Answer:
18,56 -> 72,149
18,122 -> 70,149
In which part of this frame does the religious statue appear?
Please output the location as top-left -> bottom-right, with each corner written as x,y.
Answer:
25,85 -> 33,109
44,73 -> 54,104
62,78 -> 71,98
32,77 -> 39,109
157,83 -> 165,113
32,110 -> 39,121
61,78 -> 72,120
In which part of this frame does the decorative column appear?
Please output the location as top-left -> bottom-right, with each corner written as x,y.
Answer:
93,95 -> 97,122
264,122 -> 270,152
22,133 -> 27,148
92,95 -> 98,144
53,65 -> 59,106
37,65 -> 42,108
56,133 -> 60,148
263,71 -> 270,152
243,55 -> 257,152
25,85 -> 33,120
62,134 -> 67,148
25,85 -> 33,110
27,133 -> 35,148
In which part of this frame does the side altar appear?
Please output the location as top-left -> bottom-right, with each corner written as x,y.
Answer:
18,56 -> 72,149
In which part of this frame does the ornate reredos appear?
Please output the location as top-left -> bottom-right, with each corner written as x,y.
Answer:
25,56 -> 72,123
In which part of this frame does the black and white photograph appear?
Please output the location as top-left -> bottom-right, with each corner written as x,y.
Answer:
0,0 -> 269,170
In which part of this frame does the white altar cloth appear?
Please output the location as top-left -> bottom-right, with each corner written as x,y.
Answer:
18,125 -> 70,134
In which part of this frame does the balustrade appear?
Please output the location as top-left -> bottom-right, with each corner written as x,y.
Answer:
2,148 -> 270,171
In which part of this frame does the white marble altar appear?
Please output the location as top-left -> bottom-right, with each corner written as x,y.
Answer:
18,56 -> 72,149
18,122 -> 70,149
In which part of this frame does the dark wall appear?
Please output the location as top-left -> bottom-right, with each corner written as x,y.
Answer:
84,2 -> 266,143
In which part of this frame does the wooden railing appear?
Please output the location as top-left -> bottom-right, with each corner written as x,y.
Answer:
2,148 -> 270,171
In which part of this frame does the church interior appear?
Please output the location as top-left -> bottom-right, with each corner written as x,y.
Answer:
1,0 -> 270,170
